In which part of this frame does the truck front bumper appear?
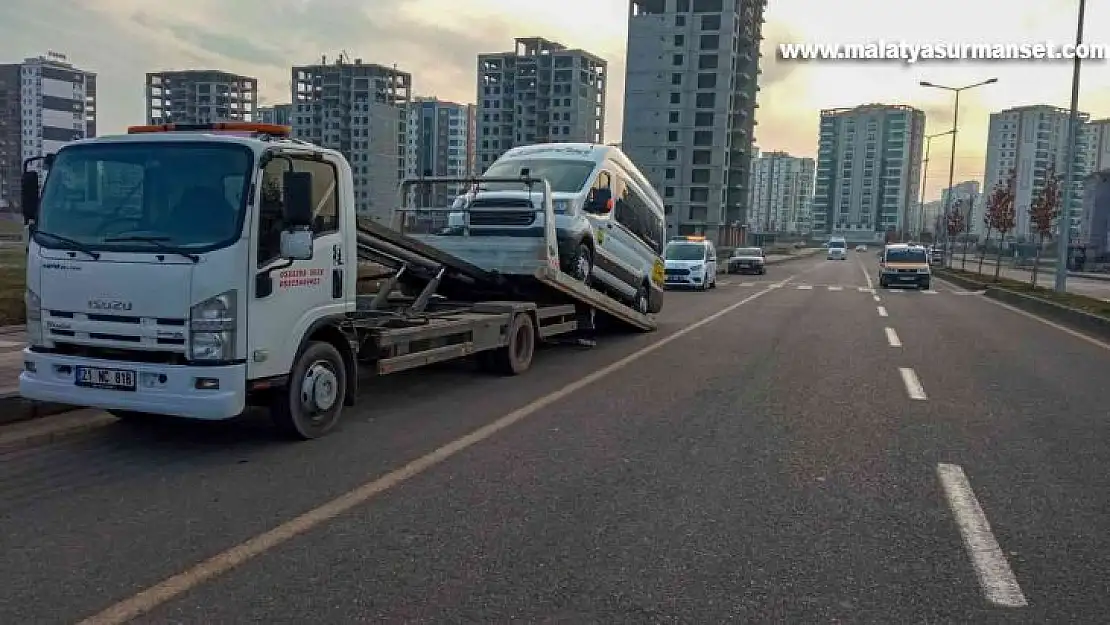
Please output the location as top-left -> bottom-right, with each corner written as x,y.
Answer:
19,348 -> 247,420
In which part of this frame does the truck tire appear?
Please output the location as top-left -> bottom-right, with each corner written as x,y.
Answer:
271,341 -> 347,440
478,312 -> 535,375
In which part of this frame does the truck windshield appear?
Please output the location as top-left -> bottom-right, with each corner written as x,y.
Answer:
886,248 -> 928,263
665,243 -> 705,260
828,240 -> 846,249
480,159 -> 595,193
34,142 -> 253,252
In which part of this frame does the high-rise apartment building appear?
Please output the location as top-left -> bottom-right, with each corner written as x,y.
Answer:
622,0 -> 764,242
982,105 -> 1091,242
404,97 -> 475,206
813,104 -> 925,240
290,57 -> 411,222
146,70 -> 257,124
1084,118 -> 1110,173
0,52 -> 96,212
258,103 -> 292,126
475,37 -> 606,172
748,151 -> 814,234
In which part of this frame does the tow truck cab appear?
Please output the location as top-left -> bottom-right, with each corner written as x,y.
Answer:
19,122 -> 358,423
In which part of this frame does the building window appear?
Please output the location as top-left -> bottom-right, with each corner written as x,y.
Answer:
665,168 -> 676,179
694,112 -> 713,126
670,92 -> 680,104
699,35 -> 719,50
695,93 -> 715,108
691,169 -> 710,183
698,54 -> 719,70
692,150 -> 711,165
697,73 -> 716,89
669,111 -> 680,123
700,14 -> 721,30
671,73 -> 682,85
664,186 -> 675,197
666,149 -> 677,161
675,15 -> 685,26
668,130 -> 678,141
672,54 -> 684,66
674,34 -> 685,46
693,130 -> 713,146
689,205 -> 708,221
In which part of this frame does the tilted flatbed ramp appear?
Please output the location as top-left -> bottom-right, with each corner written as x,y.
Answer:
530,265 -> 655,331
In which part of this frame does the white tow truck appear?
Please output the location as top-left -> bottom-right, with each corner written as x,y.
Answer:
17,122 -> 656,439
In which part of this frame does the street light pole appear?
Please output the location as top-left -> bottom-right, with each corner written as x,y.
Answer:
1056,0 -> 1087,292
916,130 -> 955,241
920,77 -> 998,267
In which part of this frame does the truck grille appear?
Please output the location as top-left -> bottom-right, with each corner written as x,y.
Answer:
468,198 -> 537,227
665,268 -> 690,276
44,309 -> 188,361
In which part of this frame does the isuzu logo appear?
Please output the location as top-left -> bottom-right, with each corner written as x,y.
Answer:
88,299 -> 132,311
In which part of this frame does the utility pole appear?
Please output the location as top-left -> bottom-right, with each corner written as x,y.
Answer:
916,130 -> 954,241
1056,0 -> 1087,292
921,78 -> 998,266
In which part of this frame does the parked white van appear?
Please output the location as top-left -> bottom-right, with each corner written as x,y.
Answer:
450,144 -> 666,314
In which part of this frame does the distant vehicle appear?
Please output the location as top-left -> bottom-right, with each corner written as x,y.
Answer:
727,247 -> 766,275
663,235 -> 717,290
929,247 -> 944,266
827,237 -> 847,260
855,244 -> 867,252
879,244 -> 931,289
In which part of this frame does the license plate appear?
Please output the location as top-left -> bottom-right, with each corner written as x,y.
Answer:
75,366 -> 137,391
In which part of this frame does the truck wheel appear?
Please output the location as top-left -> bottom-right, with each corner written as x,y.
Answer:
479,312 -> 536,375
271,341 -> 347,440
566,241 -> 593,285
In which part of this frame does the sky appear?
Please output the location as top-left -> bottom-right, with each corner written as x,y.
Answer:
1,0 -> 1107,201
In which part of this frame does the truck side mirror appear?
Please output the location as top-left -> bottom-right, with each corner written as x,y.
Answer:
21,170 -> 40,223
282,170 -> 314,227
279,229 -> 313,260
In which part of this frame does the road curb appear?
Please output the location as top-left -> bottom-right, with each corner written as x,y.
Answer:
935,269 -> 1110,342
0,408 -> 117,450
0,391 -> 80,426
982,288 -> 1110,342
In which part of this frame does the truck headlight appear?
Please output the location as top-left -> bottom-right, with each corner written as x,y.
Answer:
689,264 -> 703,273
25,288 -> 43,347
918,268 -> 930,274
189,289 -> 237,361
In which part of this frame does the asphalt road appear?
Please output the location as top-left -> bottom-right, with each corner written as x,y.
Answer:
2,253 -> 1109,623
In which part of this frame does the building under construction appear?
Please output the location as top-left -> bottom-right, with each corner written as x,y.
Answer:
291,55 -> 412,222
145,70 -> 257,125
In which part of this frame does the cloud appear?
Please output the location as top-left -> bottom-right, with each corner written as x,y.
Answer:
759,21 -> 804,88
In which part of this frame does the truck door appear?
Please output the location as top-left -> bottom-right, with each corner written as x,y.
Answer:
248,155 -> 346,380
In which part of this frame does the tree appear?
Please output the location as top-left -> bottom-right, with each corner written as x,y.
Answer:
985,169 -> 1017,281
977,184 -> 1002,275
946,204 -> 966,270
1027,165 -> 1061,287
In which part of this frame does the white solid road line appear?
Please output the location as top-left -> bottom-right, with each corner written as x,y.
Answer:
885,327 -> 902,347
796,284 -> 813,290
74,274 -> 804,625
856,256 -> 875,290
877,305 -> 888,317
898,367 -> 926,400
978,291 -> 1110,352
827,285 -> 842,291
936,463 -> 1028,608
